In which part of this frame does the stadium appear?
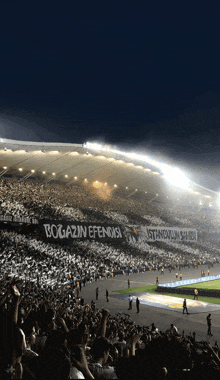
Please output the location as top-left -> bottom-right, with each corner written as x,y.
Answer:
1,138 -> 220,379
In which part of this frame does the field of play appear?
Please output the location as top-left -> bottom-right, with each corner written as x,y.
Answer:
180,278 -> 220,291
115,283 -> 220,305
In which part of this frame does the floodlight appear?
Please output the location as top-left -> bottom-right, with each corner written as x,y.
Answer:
162,165 -> 190,190
85,142 -> 191,190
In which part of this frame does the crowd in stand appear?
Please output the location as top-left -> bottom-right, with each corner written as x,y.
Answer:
0,278 -> 220,380
1,177 -> 220,288
1,178 -> 220,228
1,277 -> 220,379
2,177 -> 220,378
1,228 -> 219,290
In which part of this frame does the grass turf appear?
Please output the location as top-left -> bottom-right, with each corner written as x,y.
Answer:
115,284 -> 220,304
180,278 -> 220,291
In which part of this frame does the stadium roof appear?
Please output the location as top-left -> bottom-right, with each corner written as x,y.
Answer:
0,138 -> 218,208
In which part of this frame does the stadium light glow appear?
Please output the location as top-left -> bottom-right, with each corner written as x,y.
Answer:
74,176 -> 78,180
18,168 -> 23,171
52,172 -> 56,176
3,166 -> 7,169
65,175 -> 68,178
114,184 -> 118,188
42,171 -> 46,174
85,142 -> 191,190
31,170 -> 35,173
161,165 -> 190,189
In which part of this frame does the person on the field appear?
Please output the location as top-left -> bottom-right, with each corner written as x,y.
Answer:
106,289 -> 109,302
96,287 -> 99,300
136,297 -> 140,313
207,314 -> 212,336
128,295 -> 132,310
182,299 -> 189,314
194,289 -> 198,300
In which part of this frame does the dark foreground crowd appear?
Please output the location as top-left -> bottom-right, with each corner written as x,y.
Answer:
1,277 -> 220,379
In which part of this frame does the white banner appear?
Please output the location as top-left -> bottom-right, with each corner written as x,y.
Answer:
127,225 -> 197,242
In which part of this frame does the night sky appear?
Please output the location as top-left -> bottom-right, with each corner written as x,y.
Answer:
1,3 -> 220,186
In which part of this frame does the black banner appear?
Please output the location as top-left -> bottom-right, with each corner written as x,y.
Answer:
38,220 -> 126,243
0,214 -> 38,224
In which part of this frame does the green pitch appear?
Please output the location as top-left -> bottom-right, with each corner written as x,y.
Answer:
180,278 -> 220,291
115,284 -> 220,305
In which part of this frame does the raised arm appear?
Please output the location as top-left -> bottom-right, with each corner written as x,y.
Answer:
95,309 -> 109,338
